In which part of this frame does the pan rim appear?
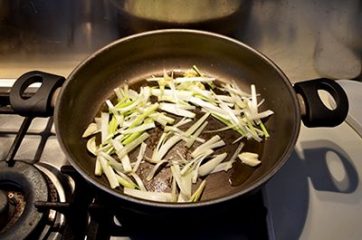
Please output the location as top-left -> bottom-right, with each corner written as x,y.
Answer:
55,29 -> 301,208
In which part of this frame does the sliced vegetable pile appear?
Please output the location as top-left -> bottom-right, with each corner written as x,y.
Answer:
82,66 -> 273,203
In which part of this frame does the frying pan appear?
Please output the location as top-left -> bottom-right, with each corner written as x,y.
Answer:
9,29 -> 348,209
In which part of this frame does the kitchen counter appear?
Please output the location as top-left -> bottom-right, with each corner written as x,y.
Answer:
265,117 -> 362,239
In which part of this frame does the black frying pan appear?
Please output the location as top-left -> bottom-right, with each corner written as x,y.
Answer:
9,29 -> 348,209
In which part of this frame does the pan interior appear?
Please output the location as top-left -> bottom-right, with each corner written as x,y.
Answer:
56,30 -> 300,206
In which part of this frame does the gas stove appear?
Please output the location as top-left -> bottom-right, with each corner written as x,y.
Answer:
1,80 -> 362,240
0,102 -> 269,239
1,1 -> 362,239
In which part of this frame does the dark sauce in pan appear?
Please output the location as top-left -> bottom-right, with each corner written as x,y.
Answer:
96,72 -> 266,189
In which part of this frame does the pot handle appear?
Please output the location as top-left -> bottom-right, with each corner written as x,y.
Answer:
9,71 -> 65,117
294,78 -> 348,127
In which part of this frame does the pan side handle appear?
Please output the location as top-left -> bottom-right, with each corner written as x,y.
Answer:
9,71 -> 65,117
294,78 -> 349,127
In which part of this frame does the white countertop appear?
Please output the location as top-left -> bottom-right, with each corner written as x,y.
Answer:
265,81 -> 362,240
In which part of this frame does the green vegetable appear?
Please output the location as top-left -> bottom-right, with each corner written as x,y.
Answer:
82,66 -> 273,203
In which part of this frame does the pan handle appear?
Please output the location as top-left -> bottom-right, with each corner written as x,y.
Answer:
9,71 -> 65,117
294,78 -> 348,127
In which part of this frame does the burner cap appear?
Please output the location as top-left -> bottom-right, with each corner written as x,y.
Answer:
0,161 -> 48,240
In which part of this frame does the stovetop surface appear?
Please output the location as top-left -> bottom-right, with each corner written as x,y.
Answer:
1,1 -> 362,239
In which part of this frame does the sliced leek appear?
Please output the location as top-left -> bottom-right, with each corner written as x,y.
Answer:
82,66 -> 273,203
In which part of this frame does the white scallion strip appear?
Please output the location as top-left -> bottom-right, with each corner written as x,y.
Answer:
149,133 -> 168,163
257,98 -> 265,107
231,142 -> 245,162
100,112 -> 109,144
111,140 -> 132,173
173,117 -> 192,128
152,113 -> 209,163
238,152 -> 261,167
146,160 -> 168,181
115,170 -> 138,189
198,153 -> 228,177
114,87 -> 123,99
171,178 -> 178,202
82,123 -> 98,138
149,113 -> 175,125
185,121 -> 208,148
120,121 -> 155,135
241,152 -> 259,158
251,84 -> 258,115
217,96 -> 240,127
191,135 -> 221,158
175,151 -> 188,164
204,125 -> 234,133
95,157 -> 103,176
183,112 -> 210,136
124,188 -> 173,202
180,157 -> 199,176
128,103 -> 159,129
98,151 -> 124,172
210,142 -> 244,174
177,193 -> 189,202
159,103 -> 196,118
170,164 -> 188,197
115,174 -> 137,189
106,99 -> 114,110
86,137 -> 97,156
114,98 -> 141,113
232,135 -> 244,144
190,180 -> 206,202
208,140 -> 225,149
190,86 -> 214,98
115,132 -> 150,160
191,150 -> 214,183
188,96 -> 220,112
98,156 -> 120,189
151,89 -> 192,101
167,128 -> 205,144
97,142 -> 112,154
221,82 -> 251,97
247,110 -> 274,121
174,76 -> 215,83
154,135 -> 181,162
182,172 -> 192,199
130,172 -> 147,191
210,161 -> 233,174
215,94 -> 234,103
133,142 -> 147,173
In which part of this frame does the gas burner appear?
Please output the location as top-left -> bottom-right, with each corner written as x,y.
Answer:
34,163 -> 74,240
0,160 -> 48,240
0,160 -> 76,240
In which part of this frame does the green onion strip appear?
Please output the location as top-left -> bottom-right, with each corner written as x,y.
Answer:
82,66 -> 273,202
